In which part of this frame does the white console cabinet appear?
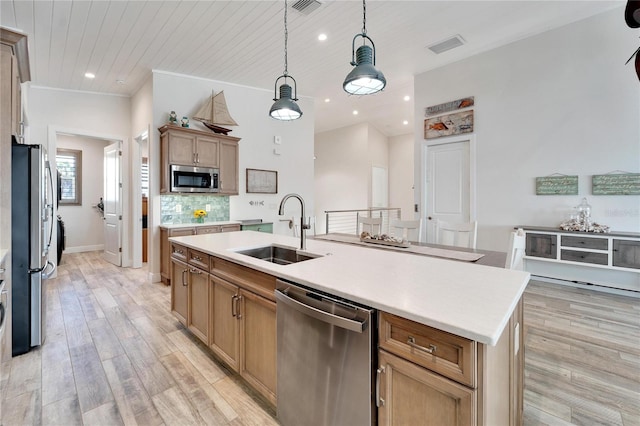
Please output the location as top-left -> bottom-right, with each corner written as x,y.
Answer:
520,226 -> 640,293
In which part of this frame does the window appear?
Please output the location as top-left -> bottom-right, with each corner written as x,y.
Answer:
56,148 -> 82,205
141,157 -> 149,198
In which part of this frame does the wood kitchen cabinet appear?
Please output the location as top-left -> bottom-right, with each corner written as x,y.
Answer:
170,257 -> 189,325
159,124 -> 240,194
207,256 -> 277,405
239,289 -> 277,404
161,227 -> 195,284
187,261 -> 210,343
378,301 -> 523,426
209,275 -> 240,370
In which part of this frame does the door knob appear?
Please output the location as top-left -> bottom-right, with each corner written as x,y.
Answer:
428,216 -> 433,220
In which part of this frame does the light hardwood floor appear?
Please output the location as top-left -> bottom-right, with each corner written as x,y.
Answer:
1,251 -> 639,425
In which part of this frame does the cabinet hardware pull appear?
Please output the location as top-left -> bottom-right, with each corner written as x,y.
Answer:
189,268 -> 201,274
407,336 -> 437,354
196,153 -> 199,163
231,295 -> 237,317
193,153 -> 196,164
175,249 -> 183,254
193,255 -> 202,261
181,269 -> 188,286
376,366 -> 386,407
236,295 -> 242,319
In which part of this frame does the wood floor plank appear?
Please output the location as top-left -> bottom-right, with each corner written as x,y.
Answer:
82,401 -> 124,426
87,318 -> 126,361
69,343 -> 115,413
41,338 -> 76,406
102,354 -> 164,426
3,389 -> 42,425
41,395 -> 83,426
131,315 -> 179,358
119,337 -> 175,397
5,347 -> 41,400
151,386 -> 207,425
212,376 -> 278,426
166,329 -> 229,384
161,351 -> 237,424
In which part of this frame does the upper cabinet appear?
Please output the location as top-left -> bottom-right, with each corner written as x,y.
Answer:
159,124 -> 240,195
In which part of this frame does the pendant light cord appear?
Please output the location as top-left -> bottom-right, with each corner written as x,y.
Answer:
361,0 -> 367,36
284,0 -> 289,76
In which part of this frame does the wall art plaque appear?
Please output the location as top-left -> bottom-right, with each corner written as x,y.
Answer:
424,110 -> 474,139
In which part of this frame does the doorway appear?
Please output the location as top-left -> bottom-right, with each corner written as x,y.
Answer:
421,136 -> 476,243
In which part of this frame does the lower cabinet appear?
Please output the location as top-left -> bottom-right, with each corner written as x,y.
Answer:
210,275 -> 240,370
170,257 -> 189,325
161,227 -> 195,284
378,300 -> 523,426
240,289 -> 277,404
188,267 -> 210,343
377,350 -> 475,426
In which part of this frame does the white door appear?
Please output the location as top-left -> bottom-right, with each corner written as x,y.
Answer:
103,141 -> 122,266
423,139 -> 473,243
371,166 -> 388,208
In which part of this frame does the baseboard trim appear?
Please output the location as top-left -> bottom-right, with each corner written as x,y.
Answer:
531,274 -> 640,299
64,245 -> 105,254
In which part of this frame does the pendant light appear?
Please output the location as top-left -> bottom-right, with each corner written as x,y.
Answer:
270,0 -> 302,120
343,0 -> 386,95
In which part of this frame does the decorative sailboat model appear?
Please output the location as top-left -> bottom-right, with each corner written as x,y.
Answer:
193,91 -> 238,135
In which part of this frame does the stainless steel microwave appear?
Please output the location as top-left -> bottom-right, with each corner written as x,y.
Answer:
170,164 -> 219,193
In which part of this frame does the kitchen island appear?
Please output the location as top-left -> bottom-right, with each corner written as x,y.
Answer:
169,230 -> 530,425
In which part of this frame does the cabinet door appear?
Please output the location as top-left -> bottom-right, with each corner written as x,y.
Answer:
162,228 -> 194,283
525,233 -> 557,259
210,276 -> 240,371
168,132 -> 197,165
219,140 -> 238,195
195,135 -> 219,168
188,268 -> 210,344
240,289 -> 277,405
613,239 -> 640,269
378,350 -> 475,426
170,258 -> 189,325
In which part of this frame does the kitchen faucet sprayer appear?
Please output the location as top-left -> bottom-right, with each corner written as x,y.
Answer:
278,193 -> 310,250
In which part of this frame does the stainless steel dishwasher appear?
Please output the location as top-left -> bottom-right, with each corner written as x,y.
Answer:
275,279 -> 376,426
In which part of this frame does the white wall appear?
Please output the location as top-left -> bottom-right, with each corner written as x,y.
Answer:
56,134 -> 110,252
414,8 -> 640,251
150,71 -> 315,280
314,123 -> 394,233
389,133 -> 415,219
27,86 -> 133,265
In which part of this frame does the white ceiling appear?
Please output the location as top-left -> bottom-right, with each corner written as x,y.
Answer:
0,0 -> 621,137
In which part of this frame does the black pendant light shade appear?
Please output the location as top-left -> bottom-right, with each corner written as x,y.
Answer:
270,0 -> 303,120
270,76 -> 302,120
343,0 -> 386,95
343,34 -> 386,95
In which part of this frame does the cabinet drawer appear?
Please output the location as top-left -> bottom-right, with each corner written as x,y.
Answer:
525,233 -> 557,259
562,235 -> 608,250
188,248 -> 210,270
613,239 -> 640,269
221,224 -> 241,233
379,312 -> 476,387
171,243 -> 188,262
196,226 -> 220,235
560,249 -> 608,265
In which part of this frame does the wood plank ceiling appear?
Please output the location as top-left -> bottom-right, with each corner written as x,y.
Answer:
0,1 -> 620,136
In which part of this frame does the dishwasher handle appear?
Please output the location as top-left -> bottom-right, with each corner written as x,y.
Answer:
275,288 -> 368,333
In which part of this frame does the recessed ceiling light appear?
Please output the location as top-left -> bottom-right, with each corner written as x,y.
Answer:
403,120 -> 409,125
324,98 -> 330,103
116,79 -> 126,85
403,95 -> 410,101
85,72 -> 95,79
318,34 -> 327,41
353,110 -> 358,115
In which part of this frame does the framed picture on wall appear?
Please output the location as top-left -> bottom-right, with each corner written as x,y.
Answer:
246,168 -> 278,194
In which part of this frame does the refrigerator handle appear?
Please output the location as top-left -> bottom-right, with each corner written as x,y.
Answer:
41,261 -> 56,279
46,161 -> 54,249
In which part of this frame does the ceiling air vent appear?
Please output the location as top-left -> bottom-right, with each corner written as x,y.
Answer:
292,0 -> 322,15
427,34 -> 465,55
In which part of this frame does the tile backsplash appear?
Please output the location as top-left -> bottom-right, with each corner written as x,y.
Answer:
160,195 -> 230,224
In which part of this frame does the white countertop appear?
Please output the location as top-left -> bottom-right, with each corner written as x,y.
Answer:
170,231 -> 530,346
160,221 -> 241,230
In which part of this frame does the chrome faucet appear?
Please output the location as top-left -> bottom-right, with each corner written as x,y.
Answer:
278,193 -> 310,250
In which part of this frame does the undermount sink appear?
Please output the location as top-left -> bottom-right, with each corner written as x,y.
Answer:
234,245 -> 320,265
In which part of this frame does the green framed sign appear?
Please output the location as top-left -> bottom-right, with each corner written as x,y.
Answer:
592,173 -> 640,195
535,175 -> 579,195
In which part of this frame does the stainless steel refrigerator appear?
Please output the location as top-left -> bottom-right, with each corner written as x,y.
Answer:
12,142 -> 55,356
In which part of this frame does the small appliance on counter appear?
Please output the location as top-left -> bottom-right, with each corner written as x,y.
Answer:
11,142 -> 56,356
